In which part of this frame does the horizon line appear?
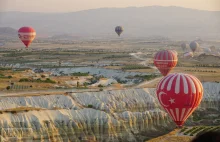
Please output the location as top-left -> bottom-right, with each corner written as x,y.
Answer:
1,5 -> 220,14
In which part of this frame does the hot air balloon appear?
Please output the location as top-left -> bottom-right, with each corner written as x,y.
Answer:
209,46 -> 216,52
189,41 -> 199,52
154,50 -> 178,76
18,27 -> 36,48
156,73 -> 203,127
172,50 -> 178,56
115,26 -> 123,37
203,48 -> 211,54
183,52 -> 193,58
181,43 -> 187,51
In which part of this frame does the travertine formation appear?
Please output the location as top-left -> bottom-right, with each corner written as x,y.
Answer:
0,82 -> 219,141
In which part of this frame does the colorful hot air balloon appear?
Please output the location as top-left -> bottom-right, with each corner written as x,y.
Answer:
156,73 -> 203,127
115,26 -> 123,37
18,27 -> 36,48
181,43 -> 187,51
189,41 -> 199,53
154,50 -> 178,76
172,50 -> 178,56
183,52 -> 193,58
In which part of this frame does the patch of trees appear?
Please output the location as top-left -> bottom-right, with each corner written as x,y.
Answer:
71,72 -> 89,76
195,64 -> 220,68
122,65 -> 151,70
184,70 -> 217,73
19,78 -> 56,84
134,74 -> 160,81
103,55 -> 131,59
0,73 -> 12,79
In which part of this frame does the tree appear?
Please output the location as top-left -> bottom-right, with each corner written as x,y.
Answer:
77,81 -> 80,88
98,84 -> 104,88
83,82 -> 88,88
8,76 -> 12,79
6,86 -> 10,90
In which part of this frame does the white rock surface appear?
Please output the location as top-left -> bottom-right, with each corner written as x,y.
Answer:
0,82 -> 219,141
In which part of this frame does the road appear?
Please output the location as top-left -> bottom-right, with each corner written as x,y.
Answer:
136,77 -> 162,88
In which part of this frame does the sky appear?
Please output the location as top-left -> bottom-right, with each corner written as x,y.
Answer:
0,0 -> 220,12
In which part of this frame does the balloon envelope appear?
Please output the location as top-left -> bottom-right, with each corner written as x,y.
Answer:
181,43 -> 187,51
154,50 -> 178,76
156,73 -> 203,127
183,52 -> 193,58
18,27 -> 36,48
203,48 -> 211,54
189,41 -> 199,52
172,50 -> 178,56
115,26 -> 123,36
209,46 -> 216,52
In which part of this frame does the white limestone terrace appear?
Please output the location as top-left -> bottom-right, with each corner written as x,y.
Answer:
0,108 -> 171,142
203,82 -> 220,99
42,67 -> 149,85
0,82 -> 218,141
199,82 -> 220,110
0,95 -> 80,111
70,88 -> 160,112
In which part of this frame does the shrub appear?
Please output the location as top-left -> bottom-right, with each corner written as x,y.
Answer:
88,104 -> 93,108
71,72 -> 89,76
8,76 -> 12,79
44,78 -> 56,84
6,86 -> 10,90
98,84 -> 104,87
19,78 -> 30,82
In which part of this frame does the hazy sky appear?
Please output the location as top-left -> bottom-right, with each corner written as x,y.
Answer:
1,0 -> 220,12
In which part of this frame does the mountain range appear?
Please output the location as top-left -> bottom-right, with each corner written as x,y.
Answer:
0,6 -> 220,39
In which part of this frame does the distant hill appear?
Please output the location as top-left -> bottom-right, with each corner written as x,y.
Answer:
196,53 -> 220,64
0,6 -> 220,39
0,27 -> 17,36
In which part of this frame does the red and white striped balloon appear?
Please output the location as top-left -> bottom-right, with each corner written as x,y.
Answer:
154,50 -> 178,76
156,73 -> 203,127
18,27 -> 36,48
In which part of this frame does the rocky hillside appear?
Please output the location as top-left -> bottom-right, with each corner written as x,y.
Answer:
0,82 -> 219,141
0,27 -> 17,39
196,53 -> 220,64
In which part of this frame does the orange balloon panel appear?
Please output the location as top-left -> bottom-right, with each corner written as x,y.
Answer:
154,50 -> 178,76
18,27 -> 36,48
156,73 -> 203,126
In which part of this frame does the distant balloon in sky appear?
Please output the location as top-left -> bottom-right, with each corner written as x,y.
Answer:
18,27 -> 36,48
203,48 -> 211,54
209,46 -> 216,52
115,26 -> 123,37
189,41 -> 199,52
181,43 -> 187,51
154,50 -> 178,76
156,73 -> 203,127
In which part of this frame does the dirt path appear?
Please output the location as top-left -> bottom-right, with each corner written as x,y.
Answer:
136,77 -> 162,88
